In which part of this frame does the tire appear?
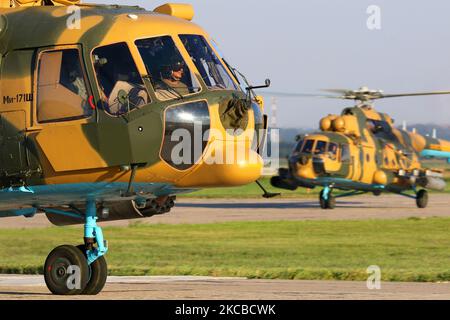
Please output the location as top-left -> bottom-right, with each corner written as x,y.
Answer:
416,189 -> 429,209
327,195 -> 336,209
319,190 -> 327,209
76,245 -> 108,295
44,245 -> 89,295
319,190 -> 336,209
373,190 -> 382,196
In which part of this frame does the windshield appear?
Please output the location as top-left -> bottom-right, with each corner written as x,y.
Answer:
179,35 -> 238,91
314,140 -> 327,155
135,36 -> 201,101
293,139 -> 304,153
301,140 -> 315,154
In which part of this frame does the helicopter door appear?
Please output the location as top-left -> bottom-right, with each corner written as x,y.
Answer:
324,142 -> 340,171
339,143 -> 355,179
0,110 -> 27,177
32,46 -> 102,172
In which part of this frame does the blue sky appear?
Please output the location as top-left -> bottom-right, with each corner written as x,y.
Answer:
87,0 -> 450,128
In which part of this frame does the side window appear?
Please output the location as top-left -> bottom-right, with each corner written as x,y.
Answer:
327,142 -> 338,160
92,42 -> 150,116
37,49 -> 92,123
341,144 -> 351,162
135,36 -> 201,101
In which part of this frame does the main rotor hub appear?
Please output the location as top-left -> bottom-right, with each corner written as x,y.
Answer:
340,87 -> 384,103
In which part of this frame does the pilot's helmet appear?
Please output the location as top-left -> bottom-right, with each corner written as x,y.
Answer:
171,60 -> 185,72
162,58 -> 185,78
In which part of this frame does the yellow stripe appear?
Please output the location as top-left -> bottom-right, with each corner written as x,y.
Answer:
429,144 -> 450,152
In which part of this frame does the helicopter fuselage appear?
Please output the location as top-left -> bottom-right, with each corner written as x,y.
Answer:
0,4 -> 267,222
272,105 -> 449,198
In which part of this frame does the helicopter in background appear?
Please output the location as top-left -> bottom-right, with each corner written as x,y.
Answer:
270,87 -> 450,209
0,0 -> 269,295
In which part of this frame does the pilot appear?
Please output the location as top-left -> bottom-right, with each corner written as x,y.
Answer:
155,59 -> 190,100
94,55 -> 148,115
328,143 -> 338,160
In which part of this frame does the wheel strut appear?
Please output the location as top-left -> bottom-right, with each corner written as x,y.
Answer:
319,186 -> 336,210
84,200 -> 108,264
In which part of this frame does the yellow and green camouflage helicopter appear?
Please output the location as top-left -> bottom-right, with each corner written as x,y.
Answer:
270,87 -> 450,209
0,0 -> 270,295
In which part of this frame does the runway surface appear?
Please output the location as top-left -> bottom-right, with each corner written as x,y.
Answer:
0,275 -> 449,300
0,194 -> 449,229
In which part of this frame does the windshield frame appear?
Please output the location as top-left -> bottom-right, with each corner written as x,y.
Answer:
179,34 -> 241,92
209,38 -> 243,90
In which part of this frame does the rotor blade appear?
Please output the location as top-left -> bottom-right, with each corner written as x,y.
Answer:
380,91 -> 450,99
260,91 -> 338,99
321,88 -> 353,95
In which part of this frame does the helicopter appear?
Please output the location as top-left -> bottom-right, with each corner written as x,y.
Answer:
0,1 -> 270,295
270,86 -> 450,210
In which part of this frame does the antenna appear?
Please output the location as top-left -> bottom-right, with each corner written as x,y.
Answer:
402,120 -> 407,131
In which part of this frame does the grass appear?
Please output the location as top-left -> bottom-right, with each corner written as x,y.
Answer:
179,177 -> 450,199
1,218 -> 450,282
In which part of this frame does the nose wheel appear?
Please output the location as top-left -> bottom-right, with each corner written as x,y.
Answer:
43,200 -> 108,295
44,245 -> 89,295
319,188 -> 336,209
416,189 -> 429,209
44,245 -> 108,295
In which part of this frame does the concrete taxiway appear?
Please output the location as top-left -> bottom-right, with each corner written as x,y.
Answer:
0,275 -> 450,300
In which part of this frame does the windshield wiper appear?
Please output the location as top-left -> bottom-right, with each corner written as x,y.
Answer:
230,67 -> 257,101
222,58 -> 241,86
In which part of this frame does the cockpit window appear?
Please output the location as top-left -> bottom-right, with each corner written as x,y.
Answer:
135,36 -> 201,101
294,139 -> 304,152
367,119 -> 392,134
92,42 -> 150,116
301,140 -> 315,154
327,142 -> 338,160
314,140 -> 327,155
179,35 -> 238,91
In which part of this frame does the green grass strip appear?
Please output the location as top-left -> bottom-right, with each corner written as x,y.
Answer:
0,218 -> 449,282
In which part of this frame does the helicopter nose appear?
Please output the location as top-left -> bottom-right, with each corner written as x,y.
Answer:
289,157 -> 317,180
177,150 -> 263,187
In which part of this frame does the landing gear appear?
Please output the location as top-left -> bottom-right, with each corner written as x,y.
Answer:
416,189 -> 428,209
44,200 -> 108,295
319,188 -> 336,209
44,245 -> 89,295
